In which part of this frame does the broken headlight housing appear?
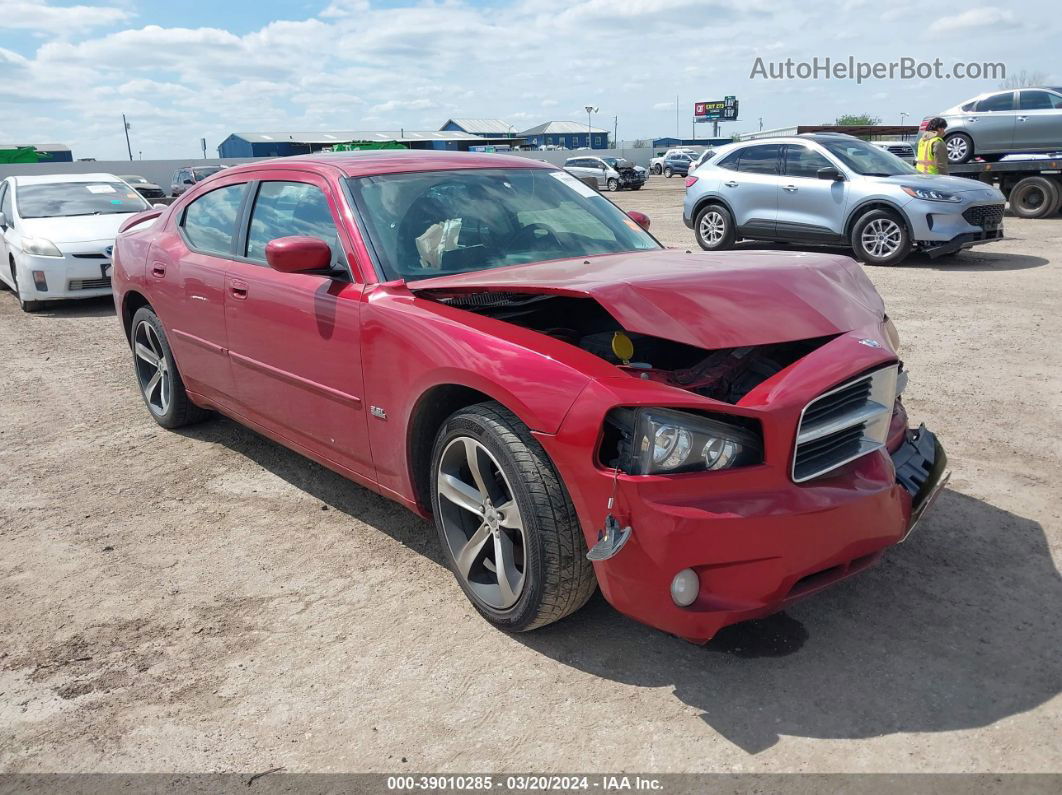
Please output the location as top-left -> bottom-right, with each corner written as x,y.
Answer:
606,408 -> 762,475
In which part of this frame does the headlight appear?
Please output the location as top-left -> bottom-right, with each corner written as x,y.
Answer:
622,408 -> 762,475
883,315 -> 901,354
901,185 -> 962,203
21,237 -> 63,257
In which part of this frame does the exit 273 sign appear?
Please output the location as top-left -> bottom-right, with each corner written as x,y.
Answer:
694,96 -> 738,122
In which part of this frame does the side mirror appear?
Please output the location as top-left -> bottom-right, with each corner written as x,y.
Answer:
152,203 -> 167,209
0,211 -> 7,229
265,236 -> 332,273
817,166 -> 844,181
627,210 -> 651,231
183,178 -> 195,185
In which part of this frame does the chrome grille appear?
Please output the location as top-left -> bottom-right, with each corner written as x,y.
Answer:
887,144 -> 913,156
68,277 -> 112,291
962,204 -> 1004,228
793,366 -> 898,482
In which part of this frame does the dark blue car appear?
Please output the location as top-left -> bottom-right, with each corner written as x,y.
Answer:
661,153 -> 694,178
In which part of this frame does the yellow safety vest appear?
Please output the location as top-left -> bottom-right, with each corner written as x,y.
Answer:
916,135 -> 943,174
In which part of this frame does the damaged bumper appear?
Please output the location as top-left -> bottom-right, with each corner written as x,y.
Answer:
549,422 -> 949,644
920,228 -> 1004,258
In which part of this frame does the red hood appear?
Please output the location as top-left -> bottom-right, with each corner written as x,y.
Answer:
408,249 -> 885,349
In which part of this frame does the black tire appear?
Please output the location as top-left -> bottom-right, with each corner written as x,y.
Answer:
944,132 -> 974,164
1009,176 -> 1061,219
651,164 -> 661,175
663,167 -> 673,178
130,306 -> 209,429
851,209 -> 912,266
694,203 -> 736,251
430,402 -> 596,633
606,178 -> 619,192
10,260 -> 44,312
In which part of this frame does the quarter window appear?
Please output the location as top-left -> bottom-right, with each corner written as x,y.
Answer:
975,92 -> 1015,112
182,183 -> 247,256
784,145 -> 833,178
245,181 -> 342,268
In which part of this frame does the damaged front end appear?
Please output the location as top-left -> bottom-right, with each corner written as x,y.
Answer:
611,159 -> 647,189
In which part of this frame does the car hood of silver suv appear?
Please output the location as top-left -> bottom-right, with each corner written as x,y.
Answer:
861,172 -> 1005,199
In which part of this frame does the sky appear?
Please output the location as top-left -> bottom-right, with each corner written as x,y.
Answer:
0,0 -> 1057,160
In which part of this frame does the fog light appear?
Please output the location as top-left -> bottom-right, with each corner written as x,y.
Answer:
32,270 -> 48,291
670,568 -> 700,607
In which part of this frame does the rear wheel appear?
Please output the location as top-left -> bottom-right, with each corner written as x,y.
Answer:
1009,176 -> 1061,219
851,209 -> 912,266
694,204 -> 735,251
130,307 -> 209,428
663,167 -> 673,178
945,132 -> 973,164
651,164 -> 661,175
431,402 -> 596,632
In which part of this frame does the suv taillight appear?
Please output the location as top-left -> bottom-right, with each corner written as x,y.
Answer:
684,176 -> 699,189
919,118 -> 929,131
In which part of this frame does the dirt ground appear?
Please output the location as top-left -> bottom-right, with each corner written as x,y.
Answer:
1,178 -> 1059,774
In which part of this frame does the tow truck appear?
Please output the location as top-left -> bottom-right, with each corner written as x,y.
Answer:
951,157 -> 1062,219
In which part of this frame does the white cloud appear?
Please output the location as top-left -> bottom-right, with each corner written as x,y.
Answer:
652,101 -> 675,111
0,1 -> 130,33
928,7 -> 1017,33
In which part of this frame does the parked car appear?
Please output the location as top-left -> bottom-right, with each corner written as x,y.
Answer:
868,140 -> 915,164
684,134 -> 1006,265
120,174 -> 167,200
112,151 -> 947,643
650,148 -> 698,175
564,156 -> 647,191
661,152 -> 695,178
928,87 -> 1062,164
0,173 -> 150,312
687,147 -> 717,173
170,165 -> 226,196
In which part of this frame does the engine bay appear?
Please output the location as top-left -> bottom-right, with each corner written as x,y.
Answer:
431,293 -> 834,404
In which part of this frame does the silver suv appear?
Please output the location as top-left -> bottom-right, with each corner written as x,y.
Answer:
682,134 -> 1006,266
932,87 -> 1062,164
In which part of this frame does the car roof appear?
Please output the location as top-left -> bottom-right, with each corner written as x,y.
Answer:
11,173 -> 122,186
219,150 -> 556,180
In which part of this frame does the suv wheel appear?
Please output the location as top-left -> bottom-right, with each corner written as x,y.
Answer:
851,209 -> 912,266
651,164 -> 661,175
945,132 -> 973,164
431,402 -> 596,632
663,167 -> 673,178
694,204 -> 735,251
130,307 -> 210,428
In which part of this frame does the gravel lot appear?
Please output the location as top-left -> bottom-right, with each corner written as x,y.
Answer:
1,177 -> 1059,773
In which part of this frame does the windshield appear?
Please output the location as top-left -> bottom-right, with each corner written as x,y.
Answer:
602,157 -> 634,169
16,181 -> 151,219
347,168 -> 659,281
192,167 -> 223,180
819,138 -> 916,177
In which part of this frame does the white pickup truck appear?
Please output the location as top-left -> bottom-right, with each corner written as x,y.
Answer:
649,148 -> 699,175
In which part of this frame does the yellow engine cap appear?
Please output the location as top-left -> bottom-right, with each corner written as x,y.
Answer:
611,331 -> 635,363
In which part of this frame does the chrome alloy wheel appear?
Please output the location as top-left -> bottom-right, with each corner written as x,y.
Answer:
946,135 -> 969,162
699,210 -> 726,246
437,437 -> 526,610
133,320 -> 172,416
861,217 -> 903,259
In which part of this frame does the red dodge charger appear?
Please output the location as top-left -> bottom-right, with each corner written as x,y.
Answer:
112,151 -> 948,643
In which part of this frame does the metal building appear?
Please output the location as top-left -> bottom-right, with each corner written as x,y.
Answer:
518,121 -> 609,150
217,130 -> 523,158
439,119 -> 518,139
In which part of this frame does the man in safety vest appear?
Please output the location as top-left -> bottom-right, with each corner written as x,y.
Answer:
916,117 -> 949,175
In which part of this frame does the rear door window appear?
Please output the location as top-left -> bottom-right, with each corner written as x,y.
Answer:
181,183 -> 247,256
976,92 -> 1015,112
737,144 -> 782,175
1019,90 -> 1062,110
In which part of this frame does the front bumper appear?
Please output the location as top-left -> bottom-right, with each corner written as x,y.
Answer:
556,423 -> 948,644
905,198 -> 1004,254
14,245 -> 113,301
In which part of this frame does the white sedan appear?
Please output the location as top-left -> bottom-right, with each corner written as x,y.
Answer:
0,173 -> 151,312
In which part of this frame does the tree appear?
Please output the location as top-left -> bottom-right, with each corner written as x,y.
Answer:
831,114 -> 882,126
1000,70 -> 1047,89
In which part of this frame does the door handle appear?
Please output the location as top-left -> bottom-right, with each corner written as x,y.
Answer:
724,180 -> 739,187
151,263 -> 166,277
1017,116 -> 1028,122
229,279 -> 248,300
783,184 -> 798,192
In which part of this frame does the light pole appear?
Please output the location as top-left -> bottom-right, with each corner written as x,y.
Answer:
584,105 -> 598,149
899,111 -> 909,126
122,113 -> 133,161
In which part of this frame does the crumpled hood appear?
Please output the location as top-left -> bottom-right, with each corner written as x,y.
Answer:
409,249 -> 885,350
18,213 -> 140,244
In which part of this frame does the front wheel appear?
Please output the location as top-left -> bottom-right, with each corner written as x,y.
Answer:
851,209 -> 912,266
651,164 -> 661,175
663,167 -> 673,178
130,307 -> 209,428
606,178 -> 619,192
431,402 -> 596,632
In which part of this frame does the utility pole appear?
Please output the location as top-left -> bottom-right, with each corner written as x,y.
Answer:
122,114 -> 133,161
899,111 -> 909,126
758,117 -> 764,131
